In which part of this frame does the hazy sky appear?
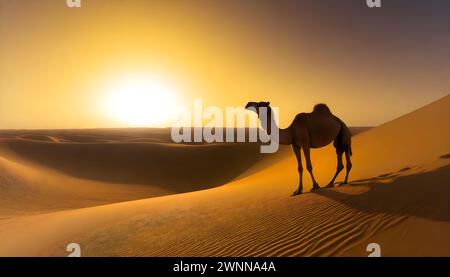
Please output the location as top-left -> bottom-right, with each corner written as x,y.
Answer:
0,0 -> 449,128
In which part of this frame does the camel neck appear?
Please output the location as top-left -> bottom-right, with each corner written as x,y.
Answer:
259,107 -> 292,145
259,107 -> 275,135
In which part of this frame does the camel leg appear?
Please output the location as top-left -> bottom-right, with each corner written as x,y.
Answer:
326,149 -> 344,188
303,146 -> 320,191
291,144 -> 303,196
341,149 -> 352,185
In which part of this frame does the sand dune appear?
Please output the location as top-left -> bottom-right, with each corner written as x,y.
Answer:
0,128 -> 292,192
0,131 -> 287,215
0,155 -> 171,216
0,95 -> 448,256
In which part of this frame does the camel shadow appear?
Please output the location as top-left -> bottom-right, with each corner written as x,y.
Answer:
315,164 -> 450,222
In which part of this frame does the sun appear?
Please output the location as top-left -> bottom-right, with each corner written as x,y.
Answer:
104,74 -> 181,127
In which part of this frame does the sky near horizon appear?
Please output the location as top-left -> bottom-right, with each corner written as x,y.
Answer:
0,0 -> 449,129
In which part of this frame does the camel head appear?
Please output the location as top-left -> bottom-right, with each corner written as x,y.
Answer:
245,101 -> 271,115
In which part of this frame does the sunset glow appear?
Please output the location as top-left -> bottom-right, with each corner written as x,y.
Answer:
103,75 -> 181,127
0,1 -> 449,129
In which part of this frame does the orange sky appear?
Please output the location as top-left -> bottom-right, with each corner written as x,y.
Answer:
0,0 -> 449,129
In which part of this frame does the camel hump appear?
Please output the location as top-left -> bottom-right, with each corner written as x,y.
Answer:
313,103 -> 331,114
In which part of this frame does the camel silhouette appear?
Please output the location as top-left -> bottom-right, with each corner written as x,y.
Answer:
245,101 -> 352,195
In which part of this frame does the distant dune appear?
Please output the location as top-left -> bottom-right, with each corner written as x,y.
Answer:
0,130 -> 284,215
0,139 -> 266,190
0,95 -> 448,256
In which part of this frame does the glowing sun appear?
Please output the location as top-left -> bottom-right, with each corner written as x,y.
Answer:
104,74 -> 180,127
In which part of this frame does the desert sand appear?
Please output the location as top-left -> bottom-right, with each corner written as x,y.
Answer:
0,95 -> 448,256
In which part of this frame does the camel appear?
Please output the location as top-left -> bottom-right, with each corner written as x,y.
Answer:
245,101 -> 352,196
